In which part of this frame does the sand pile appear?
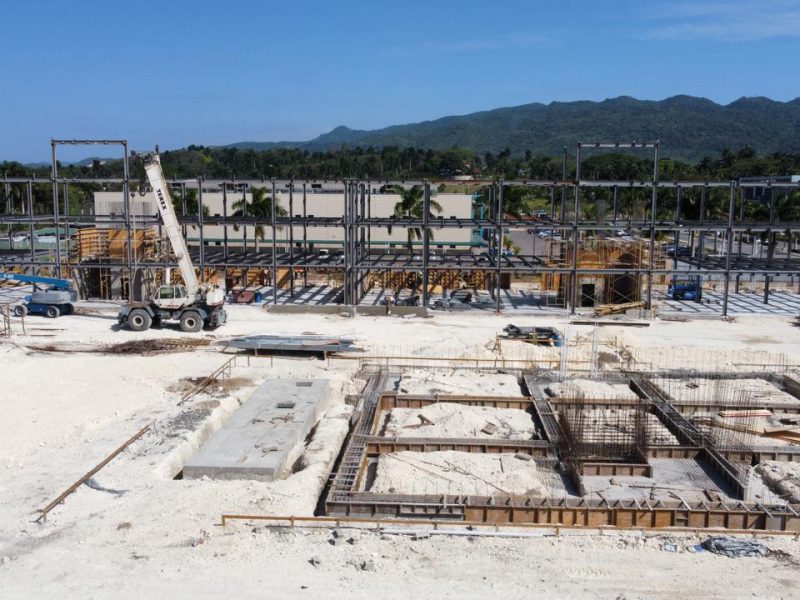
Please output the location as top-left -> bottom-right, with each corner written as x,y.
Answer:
547,379 -> 639,401
383,402 -> 535,440
755,461 -> 800,503
370,450 -> 546,497
393,369 -> 521,396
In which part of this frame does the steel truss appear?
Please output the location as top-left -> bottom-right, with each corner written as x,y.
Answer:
1,140 -> 799,314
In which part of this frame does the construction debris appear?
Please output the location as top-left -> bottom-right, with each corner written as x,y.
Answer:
481,422 -> 498,435
701,537 -> 768,558
594,301 -> 645,316
502,324 -> 563,346
29,338 -> 211,355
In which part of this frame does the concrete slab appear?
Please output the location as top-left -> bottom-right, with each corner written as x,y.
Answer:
183,379 -> 329,482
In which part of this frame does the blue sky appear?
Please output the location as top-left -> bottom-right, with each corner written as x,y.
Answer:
3,0 -> 799,162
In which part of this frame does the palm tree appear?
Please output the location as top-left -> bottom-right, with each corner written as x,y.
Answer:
389,185 -> 442,252
231,186 -> 287,251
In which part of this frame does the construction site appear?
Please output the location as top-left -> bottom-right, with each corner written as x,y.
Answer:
2,140 -> 800,318
2,141 -> 800,599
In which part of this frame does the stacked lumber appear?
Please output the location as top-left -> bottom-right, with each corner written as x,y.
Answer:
594,301 -> 645,316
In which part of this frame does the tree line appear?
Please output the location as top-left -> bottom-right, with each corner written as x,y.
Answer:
1,145 -> 799,224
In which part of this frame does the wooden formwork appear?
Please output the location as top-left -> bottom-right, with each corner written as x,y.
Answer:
325,495 -> 800,531
75,228 -> 157,262
541,239 -> 668,305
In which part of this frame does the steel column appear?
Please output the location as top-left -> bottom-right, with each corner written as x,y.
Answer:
721,181 -> 735,317
646,141 -> 659,310
271,179 -> 278,305
197,178 -> 205,277
422,181 -> 430,307
302,182 -> 307,287
496,181 -> 504,312
49,141 -> 62,277
571,145 -> 581,314
289,181 -> 295,297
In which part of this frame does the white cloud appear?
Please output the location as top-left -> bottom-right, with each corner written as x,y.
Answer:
643,0 -> 800,40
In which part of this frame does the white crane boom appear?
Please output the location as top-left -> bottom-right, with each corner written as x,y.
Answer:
143,153 -> 200,298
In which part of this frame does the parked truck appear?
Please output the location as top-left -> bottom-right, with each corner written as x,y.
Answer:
0,272 -> 77,318
117,152 -> 226,332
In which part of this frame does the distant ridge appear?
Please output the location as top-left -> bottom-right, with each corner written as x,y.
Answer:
222,95 -> 800,161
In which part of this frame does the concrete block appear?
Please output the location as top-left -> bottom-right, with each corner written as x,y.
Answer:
183,379 -> 329,482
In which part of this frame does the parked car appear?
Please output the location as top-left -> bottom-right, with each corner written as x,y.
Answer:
666,245 -> 692,258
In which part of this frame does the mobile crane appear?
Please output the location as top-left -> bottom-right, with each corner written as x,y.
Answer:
0,272 -> 77,318
117,152 -> 226,332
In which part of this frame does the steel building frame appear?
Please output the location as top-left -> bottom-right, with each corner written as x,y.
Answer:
1,140 -> 799,316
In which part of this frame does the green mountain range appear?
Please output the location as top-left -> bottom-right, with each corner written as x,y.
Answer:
225,95 -> 800,161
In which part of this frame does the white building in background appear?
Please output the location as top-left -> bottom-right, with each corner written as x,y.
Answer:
93,188 -> 476,251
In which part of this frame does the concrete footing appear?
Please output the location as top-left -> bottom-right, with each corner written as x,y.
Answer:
183,379 -> 329,482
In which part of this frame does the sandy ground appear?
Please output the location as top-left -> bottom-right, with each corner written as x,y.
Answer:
2,306 -> 800,598
391,369 -> 522,396
757,461 -> 800,503
370,451 -> 546,496
547,379 -> 641,400
653,377 -> 800,407
382,403 -> 536,439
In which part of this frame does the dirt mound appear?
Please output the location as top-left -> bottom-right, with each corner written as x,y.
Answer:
29,338 -> 211,355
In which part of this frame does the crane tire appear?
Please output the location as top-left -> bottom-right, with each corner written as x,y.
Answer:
127,308 -> 152,331
179,311 -> 203,333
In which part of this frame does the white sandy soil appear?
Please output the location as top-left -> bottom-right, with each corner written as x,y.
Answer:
382,403 -> 535,439
1,306 -> 800,598
370,451 -> 546,496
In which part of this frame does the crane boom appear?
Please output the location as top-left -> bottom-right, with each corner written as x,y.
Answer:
0,272 -> 72,289
143,153 -> 199,297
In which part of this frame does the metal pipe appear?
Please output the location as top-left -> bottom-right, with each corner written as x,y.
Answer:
36,422 -> 152,523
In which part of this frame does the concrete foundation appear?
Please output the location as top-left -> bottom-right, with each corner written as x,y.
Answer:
183,379 -> 329,482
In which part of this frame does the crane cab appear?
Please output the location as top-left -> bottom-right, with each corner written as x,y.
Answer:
154,285 -> 192,309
